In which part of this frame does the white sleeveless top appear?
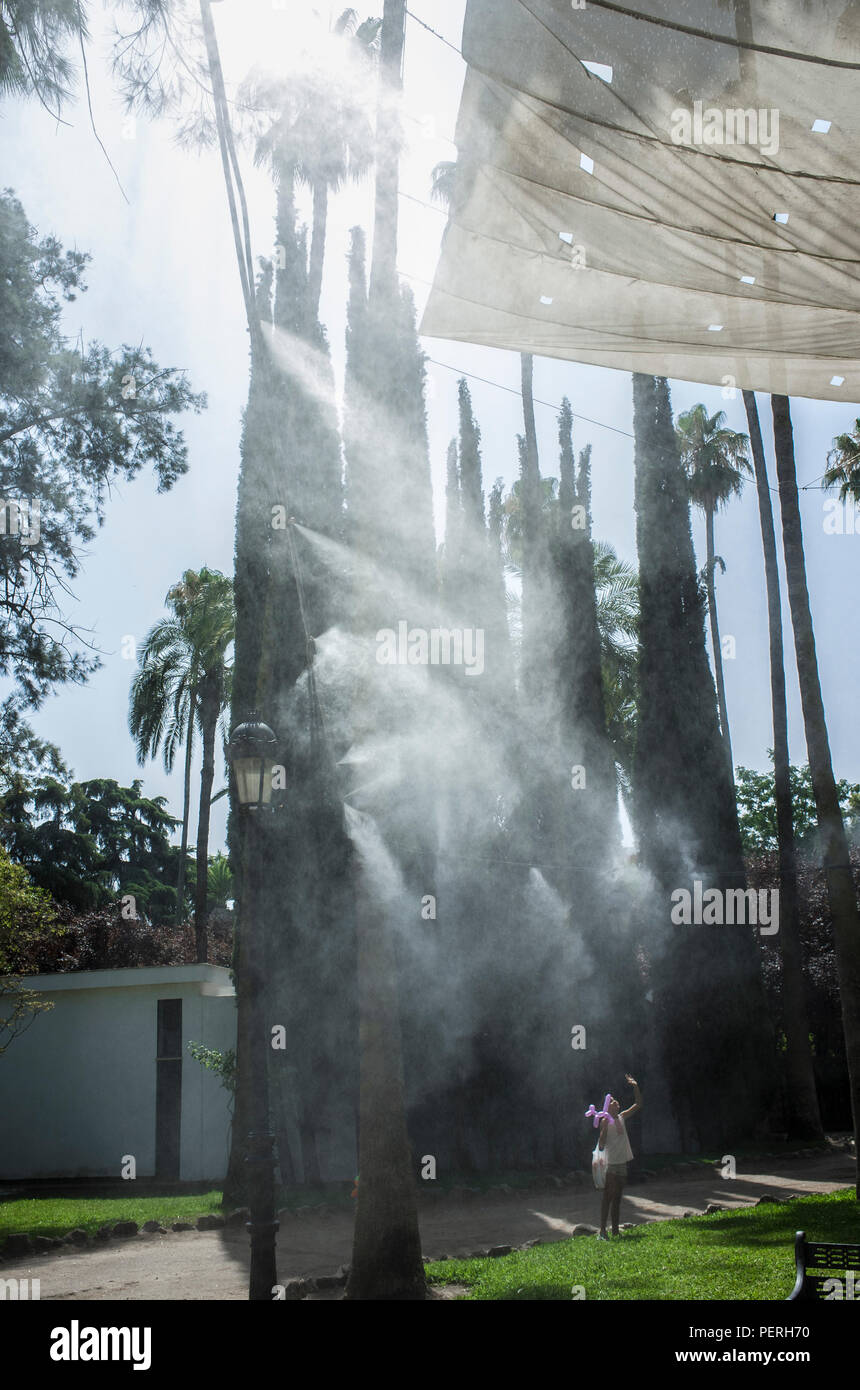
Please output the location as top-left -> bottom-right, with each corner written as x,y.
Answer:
603,1115 -> 634,1163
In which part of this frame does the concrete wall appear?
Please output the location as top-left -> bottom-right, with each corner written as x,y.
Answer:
0,966 -> 237,1182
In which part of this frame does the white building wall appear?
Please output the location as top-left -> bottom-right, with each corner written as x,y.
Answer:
0,966 -> 236,1182
180,989 -> 238,1182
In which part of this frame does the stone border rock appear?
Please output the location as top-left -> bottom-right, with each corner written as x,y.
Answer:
279,1267 -> 351,1300
0,1209 -> 251,1262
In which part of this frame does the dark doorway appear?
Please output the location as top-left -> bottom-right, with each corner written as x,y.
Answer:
155,999 -> 182,1179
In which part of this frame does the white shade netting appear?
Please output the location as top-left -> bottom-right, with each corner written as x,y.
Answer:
420,0 -> 860,400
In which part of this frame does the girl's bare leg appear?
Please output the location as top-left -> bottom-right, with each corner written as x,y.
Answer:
600,1175 -> 614,1234
610,1180 -> 623,1236
600,1178 -> 611,1234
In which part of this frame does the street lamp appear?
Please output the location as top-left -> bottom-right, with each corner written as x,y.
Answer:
229,715 -> 278,809
227,713 -> 279,1302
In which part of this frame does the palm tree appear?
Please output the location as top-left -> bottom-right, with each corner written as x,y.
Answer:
207,851 -> 234,911
129,567 -> 234,960
824,417 -> 860,503
675,404 -> 751,776
179,569 -> 234,964
129,593 -> 197,925
743,391 -> 822,1138
771,395 -> 860,1191
430,158 -> 458,211
241,10 -> 378,324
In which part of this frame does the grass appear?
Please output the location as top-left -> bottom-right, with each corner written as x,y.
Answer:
0,1189 -> 224,1240
426,1189 -> 860,1300
0,1180 -> 360,1243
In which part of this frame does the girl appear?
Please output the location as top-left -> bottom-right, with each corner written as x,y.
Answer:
587,1073 -> 642,1239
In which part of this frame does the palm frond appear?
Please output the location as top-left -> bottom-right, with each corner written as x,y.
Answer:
825,420 -> 860,502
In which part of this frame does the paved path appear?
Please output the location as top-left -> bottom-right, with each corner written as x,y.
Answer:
2,1150 -> 854,1300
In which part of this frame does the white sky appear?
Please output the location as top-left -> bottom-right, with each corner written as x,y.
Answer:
3,0 -> 857,854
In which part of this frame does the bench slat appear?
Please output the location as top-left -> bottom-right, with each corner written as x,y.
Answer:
804,1245 -> 860,1269
788,1231 -> 860,1301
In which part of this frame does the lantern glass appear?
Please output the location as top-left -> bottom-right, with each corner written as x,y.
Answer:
233,755 -> 273,806
259,759 -> 273,805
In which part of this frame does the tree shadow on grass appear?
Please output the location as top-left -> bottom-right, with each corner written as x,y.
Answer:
670,1196 -> 860,1250
496,1283 -> 577,1300
494,1273 -> 676,1300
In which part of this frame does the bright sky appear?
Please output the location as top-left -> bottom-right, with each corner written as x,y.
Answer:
4,0 -> 857,854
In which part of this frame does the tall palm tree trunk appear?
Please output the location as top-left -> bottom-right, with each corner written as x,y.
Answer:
200,0 -> 277,1202
520,354 -> 540,505
308,179 -> 328,325
345,848 -> 425,1300
175,684 -> 196,925
744,391 -> 822,1138
704,506 -> 734,776
369,0 -> 405,301
772,394 -> 860,1181
519,351 -> 543,684
194,683 -> 219,964
199,1 -> 258,341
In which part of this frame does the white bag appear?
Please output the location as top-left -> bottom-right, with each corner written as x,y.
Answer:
592,1143 -> 608,1190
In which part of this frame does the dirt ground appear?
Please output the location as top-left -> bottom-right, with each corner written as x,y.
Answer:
3,1149 -> 854,1300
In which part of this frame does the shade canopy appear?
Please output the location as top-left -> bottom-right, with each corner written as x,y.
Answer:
420,0 -> 860,401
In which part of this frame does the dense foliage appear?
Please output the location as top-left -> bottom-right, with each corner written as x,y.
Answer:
11,899 -> 232,973
0,188 -> 204,773
737,761 -> 860,853
751,847 -> 858,1126
0,773 -> 183,920
0,839 -> 57,1053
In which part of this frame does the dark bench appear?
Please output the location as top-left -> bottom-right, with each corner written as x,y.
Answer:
788,1230 -> 860,1300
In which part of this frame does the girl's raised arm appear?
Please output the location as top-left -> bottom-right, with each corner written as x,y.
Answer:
621,1074 -> 642,1117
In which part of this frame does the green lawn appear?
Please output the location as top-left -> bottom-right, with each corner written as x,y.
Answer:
0,1181 -> 360,1244
427,1190 -> 860,1300
0,1189 -> 225,1240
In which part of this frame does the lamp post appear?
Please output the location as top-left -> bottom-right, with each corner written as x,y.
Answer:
227,713 -> 279,1302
